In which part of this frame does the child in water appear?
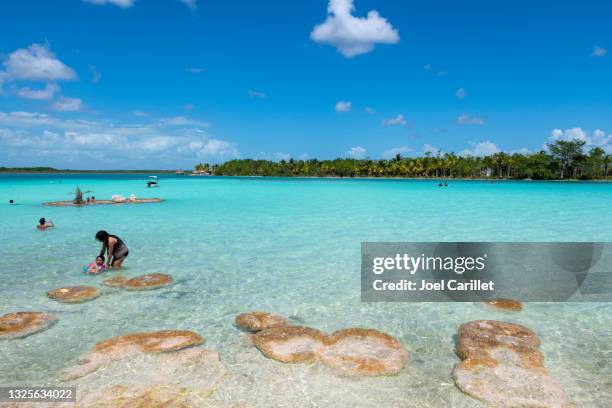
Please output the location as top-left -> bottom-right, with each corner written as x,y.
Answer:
85,256 -> 107,274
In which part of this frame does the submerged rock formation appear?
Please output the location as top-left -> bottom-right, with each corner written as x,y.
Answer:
251,326 -> 326,363
235,312 -> 288,332
102,276 -> 130,287
0,312 -> 57,340
77,384 -> 190,408
63,330 -> 203,380
102,273 -> 173,290
485,299 -> 523,311
320,328 -> 409,376
47,286 -> 101,303
453,320 -> 568,407
124,273 -> 173,290
68,348 -> 226,407
250,324 -> 409,376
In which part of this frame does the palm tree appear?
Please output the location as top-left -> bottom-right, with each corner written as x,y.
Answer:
71,186 -> 92,205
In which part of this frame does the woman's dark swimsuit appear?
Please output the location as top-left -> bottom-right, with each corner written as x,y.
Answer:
101,235 -> 129,263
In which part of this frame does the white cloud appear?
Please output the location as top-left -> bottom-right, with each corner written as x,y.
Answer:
335,100 -> 352,112
82,0 -> 135,8
364,106 -> 375,114
3,43 -> 76,81
457,113 -> 485,125
310,0 -> 399,58
423,144 -> 439,155
460,141 -> 500,157
179,0 -> 197,10
548,127 -> 611,153
52,96 -> 83,112
196,139 -> 239,160
158,116 -> 209,127
510,147 -> 530,155
0,111 -> 57,127
382,114 -> 406,126
455,88 -> 467,99
0,110 -> 240,164
16,83 -> 59,100
133,136 -> 180,152
591,46 -> 607,57
382,146 -> 411,159
186,67 -> 204,73
346,146 -> 367,159
248,90 -> 267,99
274,152 -> 291,161
550,127 -> 588,143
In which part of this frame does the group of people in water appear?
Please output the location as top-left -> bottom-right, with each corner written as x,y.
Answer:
35,219 -> 129,272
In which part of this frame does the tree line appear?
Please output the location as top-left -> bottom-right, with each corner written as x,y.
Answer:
199,140 -> 610,180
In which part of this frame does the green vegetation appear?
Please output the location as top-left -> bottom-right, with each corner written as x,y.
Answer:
211,140 -> 610,180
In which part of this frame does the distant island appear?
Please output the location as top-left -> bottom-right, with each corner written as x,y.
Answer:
207,140 -> 611,180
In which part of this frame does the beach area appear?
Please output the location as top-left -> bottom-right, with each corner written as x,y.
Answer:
1,174 -> 611,407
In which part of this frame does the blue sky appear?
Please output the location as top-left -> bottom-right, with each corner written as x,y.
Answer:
0,0 -> 611,169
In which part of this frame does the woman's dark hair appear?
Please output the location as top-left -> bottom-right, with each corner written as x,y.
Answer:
95,230 -> 109,242
97,255 -> 105,262
39,217 -> 46,225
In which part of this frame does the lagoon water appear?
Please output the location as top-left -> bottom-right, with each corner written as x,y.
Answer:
1,175 -> 612,407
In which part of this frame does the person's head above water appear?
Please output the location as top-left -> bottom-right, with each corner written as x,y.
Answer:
96,255 -> 105,265
39,217 -> 46,225
9,200 -> 14,204
95,230 -> 109,242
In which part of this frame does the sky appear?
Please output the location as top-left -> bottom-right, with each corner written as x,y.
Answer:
0,0 -> 611,169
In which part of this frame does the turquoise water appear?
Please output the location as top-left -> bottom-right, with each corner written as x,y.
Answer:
1,175 -> 612,407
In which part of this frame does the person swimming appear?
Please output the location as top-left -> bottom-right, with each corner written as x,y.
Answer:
96,230 -> 129,269
85,256 -> 107,274
37,217 -> 54,230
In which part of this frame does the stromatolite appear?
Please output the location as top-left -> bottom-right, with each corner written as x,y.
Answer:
453,320 -> 569,407
0,312 -> 57,340
235,311 -> 288,332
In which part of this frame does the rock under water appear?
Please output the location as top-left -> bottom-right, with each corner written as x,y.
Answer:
0,311 -> 57,340
319,328 -> 409,376
235,311 -> 288,332
102,276 -> 130,287
101,274 -> 173,290
251,326 -> 327,363
485,299 -> 523,312
251,325 -> 409,376
47,286 -> 101,303
63,330 -> 204,380
453,320 -> 569,407
66,348 -> 226,407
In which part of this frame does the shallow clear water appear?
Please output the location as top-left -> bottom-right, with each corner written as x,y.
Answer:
1,175 -> 611,407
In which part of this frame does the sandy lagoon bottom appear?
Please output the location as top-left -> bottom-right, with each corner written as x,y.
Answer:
1,176 -> 612,406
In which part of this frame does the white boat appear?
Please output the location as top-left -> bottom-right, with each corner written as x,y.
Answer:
146,176 -> 159,187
